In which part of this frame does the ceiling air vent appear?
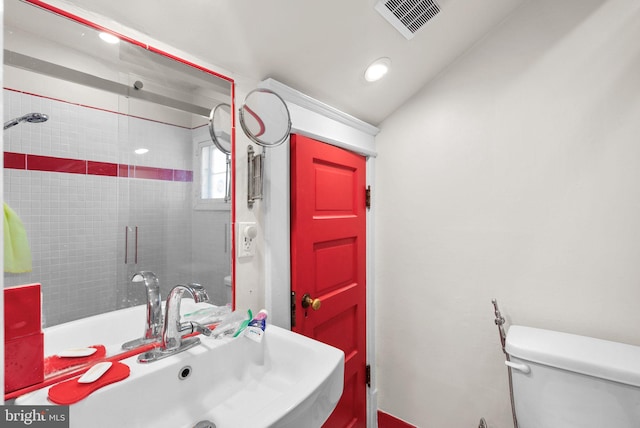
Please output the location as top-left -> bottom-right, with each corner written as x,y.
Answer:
375,0 -> 441,40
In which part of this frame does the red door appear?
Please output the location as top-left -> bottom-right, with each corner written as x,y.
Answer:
290,134 -> 367,428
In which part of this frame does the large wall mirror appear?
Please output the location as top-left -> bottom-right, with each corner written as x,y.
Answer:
3,0 -> 235,388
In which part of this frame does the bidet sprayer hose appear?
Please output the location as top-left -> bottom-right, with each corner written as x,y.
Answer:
492,298 -> 507,352
491,298 -> 519,428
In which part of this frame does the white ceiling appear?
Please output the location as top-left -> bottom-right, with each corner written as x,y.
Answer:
56,0 -> 523,125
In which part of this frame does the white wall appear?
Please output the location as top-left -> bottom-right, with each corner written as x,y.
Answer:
374,0 -> 640,426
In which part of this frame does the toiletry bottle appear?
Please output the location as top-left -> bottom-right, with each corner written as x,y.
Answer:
245,309 -> 268,342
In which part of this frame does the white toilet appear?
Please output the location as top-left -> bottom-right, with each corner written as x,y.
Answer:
505,325 -> 640,428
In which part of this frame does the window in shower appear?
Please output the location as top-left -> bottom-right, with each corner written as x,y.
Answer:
196,140 -> 231,210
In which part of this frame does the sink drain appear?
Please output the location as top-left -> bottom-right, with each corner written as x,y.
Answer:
178,365 -> 192,380
193,421 -> 216,428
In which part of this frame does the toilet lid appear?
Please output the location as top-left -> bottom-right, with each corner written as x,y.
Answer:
506,325 -> 640,388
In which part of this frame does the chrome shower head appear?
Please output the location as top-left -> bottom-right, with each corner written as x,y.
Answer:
4,112 -> 49,130
23,112 -> 49,124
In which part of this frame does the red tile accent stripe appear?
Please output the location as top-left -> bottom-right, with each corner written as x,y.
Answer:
118,164 -> 130,178
87,161 -> 118,177
133,165 -> 162,180
378,410 -> 417,428
174,169 -> 193,182
157,168 -> 175,181
28,154 -> 86,174
4,152 -> 26,170
3,152 -> 192,182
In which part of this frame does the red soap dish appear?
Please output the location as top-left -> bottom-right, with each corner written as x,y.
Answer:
48,361 -> 130,405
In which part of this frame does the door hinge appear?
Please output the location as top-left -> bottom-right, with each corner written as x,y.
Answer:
366,364 -> 371,388
290,291 -> 296,328
365,185 -> 371,210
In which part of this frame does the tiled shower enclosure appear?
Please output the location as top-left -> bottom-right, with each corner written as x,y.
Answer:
4,89 -> 231,326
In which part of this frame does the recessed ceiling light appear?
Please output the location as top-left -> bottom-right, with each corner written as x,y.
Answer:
134,148 -> 149,155
364,57 -> 391,82
99,32 -> 120,44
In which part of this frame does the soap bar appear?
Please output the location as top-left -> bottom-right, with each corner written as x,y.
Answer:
57,347 -> 98,358
78,362 -> 112,384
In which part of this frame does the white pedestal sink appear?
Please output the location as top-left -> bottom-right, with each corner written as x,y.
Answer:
17,325 -> 345,428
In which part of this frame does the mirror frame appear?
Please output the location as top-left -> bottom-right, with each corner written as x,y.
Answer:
4,0 -> 236,400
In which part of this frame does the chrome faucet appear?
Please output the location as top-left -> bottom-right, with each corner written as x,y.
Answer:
138,283 -> 212,363
122,271 -> 163,350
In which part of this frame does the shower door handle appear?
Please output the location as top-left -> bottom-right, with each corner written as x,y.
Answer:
124,226 -> 138,264
125,226 -> 130,264
134,226 -> 139,264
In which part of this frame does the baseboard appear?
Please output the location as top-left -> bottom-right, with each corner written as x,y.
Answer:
378,410 -> 416,428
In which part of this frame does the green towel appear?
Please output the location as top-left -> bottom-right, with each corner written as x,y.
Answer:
4,202 -> 32,273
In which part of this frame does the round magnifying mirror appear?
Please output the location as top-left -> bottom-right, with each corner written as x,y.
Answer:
239,88 -> 291,148
208,103 -> 232,155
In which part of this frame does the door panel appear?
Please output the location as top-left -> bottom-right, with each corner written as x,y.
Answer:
290,133 -> 367,428
315,238 -> 356,293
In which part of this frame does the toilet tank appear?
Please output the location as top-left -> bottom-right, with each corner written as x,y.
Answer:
505,326 -> 640,428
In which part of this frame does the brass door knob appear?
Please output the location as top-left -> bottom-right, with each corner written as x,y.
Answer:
301,293 -> 321,311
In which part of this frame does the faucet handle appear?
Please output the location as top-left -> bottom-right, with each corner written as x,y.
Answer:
186,283 -> 210,303
180,321 -> 213,337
